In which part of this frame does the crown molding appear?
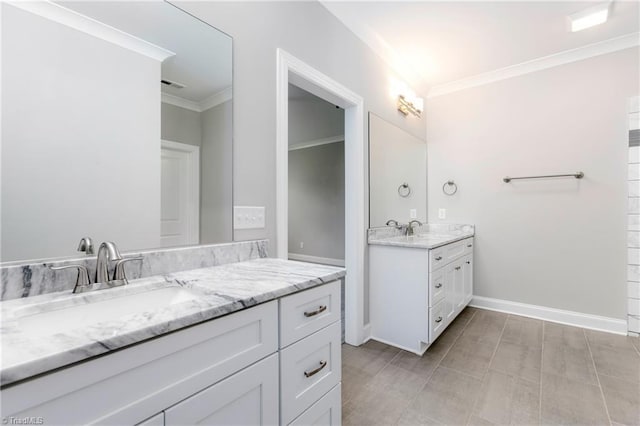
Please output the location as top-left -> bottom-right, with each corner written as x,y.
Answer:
428,32 -> 640,98
161,93 -> 202,112
200,87 -> 233,111
162,87 -> 232,113
7,0 -> 175,62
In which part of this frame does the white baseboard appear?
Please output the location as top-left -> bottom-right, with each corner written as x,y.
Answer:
287,253 -> 345,267
470,296 -> 628,335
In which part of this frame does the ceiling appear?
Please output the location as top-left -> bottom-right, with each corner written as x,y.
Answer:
60,1 -> 232,102
321,1 -> 640,96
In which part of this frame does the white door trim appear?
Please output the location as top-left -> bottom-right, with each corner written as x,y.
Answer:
161,139 -> 200,245
276,48 -> 366,345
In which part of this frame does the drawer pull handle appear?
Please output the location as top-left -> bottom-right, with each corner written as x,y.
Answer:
455,266 -> 461,270
435,283 -> 443,289
304,305 -> 327,317
435,316 -> 443,323
304,360 -> 327,378
467,244 -> 473,248
466,261 -> 471,264
435,256 -> 443,261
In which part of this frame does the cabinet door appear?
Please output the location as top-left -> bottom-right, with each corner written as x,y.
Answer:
463,254 -> 473,305
165,354 -> 278,426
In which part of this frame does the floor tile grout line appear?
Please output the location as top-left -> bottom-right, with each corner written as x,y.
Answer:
464,312 -> 509,426
393,308 -> 479,426
584,328 -> 614,426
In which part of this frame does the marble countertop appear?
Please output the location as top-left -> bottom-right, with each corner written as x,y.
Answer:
368,224 -> 475,249
0,258 -> 345,387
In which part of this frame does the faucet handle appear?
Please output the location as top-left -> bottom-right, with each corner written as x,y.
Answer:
113,257 -> 143,284
50,264 -> 91,289
77,237 -> 94,255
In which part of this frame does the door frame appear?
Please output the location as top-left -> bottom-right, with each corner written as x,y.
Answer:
276,49 -> 366,346
161,139 -> 200,245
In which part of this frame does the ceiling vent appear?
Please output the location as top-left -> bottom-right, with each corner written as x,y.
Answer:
161,79 -> 186,89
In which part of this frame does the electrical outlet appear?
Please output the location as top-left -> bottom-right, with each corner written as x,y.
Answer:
438,208 -> 446,219
409,209 -> 417,219
300,242 -> 304,249
234,206 -> 265,229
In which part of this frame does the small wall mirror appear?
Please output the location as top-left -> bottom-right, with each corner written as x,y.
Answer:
1,1 -> 233,262
368,113 -> 427,227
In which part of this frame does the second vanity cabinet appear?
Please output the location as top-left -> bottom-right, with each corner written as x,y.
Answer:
370,237 -> 474,355
2,281 -> 342,426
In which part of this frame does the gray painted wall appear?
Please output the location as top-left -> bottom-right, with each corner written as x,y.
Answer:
161,103 -> 202,147
177,1 -> 427,247
427,49 -> 639,320
288,86 -> 345,146
201,100 -> 233,244
1,4 -> 160,261
289,142 -> 345,260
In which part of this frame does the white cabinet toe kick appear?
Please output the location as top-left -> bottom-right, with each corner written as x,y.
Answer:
1,280 -> 343,426
370,237 -> 474,355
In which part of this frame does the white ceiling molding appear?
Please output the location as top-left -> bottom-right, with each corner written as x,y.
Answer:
162,87 -> 232,113
161,93 -> 202,112
428,32 -> 640,98
7,0 -> 175,62
288,135 -> 344,151
200,87 -> 233,111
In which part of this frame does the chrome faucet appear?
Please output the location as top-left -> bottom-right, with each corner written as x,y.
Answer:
407,220 -> 423,236
386,219 -> 399,227
95,241 -> 123,284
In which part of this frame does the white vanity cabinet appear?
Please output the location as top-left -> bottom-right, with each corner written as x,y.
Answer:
1,281 -> 342,426
370,237 -> 474,355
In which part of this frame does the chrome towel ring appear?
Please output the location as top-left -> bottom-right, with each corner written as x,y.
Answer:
443,180 -> 457,196
398,183 -> 411,198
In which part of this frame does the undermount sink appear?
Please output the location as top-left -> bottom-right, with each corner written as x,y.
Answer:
13,286 -> 200,337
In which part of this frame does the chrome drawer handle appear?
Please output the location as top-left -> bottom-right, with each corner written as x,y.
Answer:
435,283 -> 442,289
435,256 -> 443,261
435,316 -> 443,323
304,360 -> 327,378
467,244 -> 473,248
455,266 -> 461,270
304,305 -> 327,317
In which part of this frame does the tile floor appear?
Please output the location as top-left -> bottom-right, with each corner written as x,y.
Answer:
342,307 -> 640,426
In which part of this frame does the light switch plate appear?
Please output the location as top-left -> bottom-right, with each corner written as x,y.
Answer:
409,209 -> 417,219
234,206 -> 265,229
438,208 -> 446,219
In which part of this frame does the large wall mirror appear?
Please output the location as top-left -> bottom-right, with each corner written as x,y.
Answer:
369,113 -> 427,227
1,1 -> 233,262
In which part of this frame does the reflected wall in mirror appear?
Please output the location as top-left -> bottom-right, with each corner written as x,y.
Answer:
1,1 -> 233,262
369,113 -> 427,227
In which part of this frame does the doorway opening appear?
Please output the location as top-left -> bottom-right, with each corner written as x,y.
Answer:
276,49 -> 366,346
287,84 -> 345,268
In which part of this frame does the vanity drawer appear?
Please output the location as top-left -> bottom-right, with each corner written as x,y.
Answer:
280,321 -> 341,425
463,237 -> 474,254
289,383 -> 341,426
430,268 -> 445,307
430,240 -> 466,271
280,280 -> 341,348
429,299 -> 447,342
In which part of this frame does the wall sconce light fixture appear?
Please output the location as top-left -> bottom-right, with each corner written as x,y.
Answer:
397,94 -> 423,117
